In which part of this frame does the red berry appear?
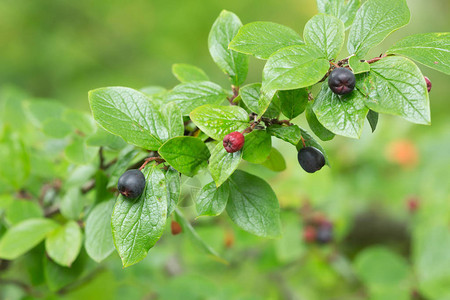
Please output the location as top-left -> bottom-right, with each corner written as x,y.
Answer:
303,226 -> 317,243
171,220 -> 182,235
407,197 -> 420,213
223,132 -> 245,153
424,76 -> 432,93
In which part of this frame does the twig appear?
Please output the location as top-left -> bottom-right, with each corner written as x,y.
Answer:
139,157 -> 165,170
0,279 -> 40,297
227,85 -> 240,106
365,53 -> 387,64
81,179 -> 96,194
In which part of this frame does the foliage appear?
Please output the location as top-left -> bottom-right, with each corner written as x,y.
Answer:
0,0 -> 449,298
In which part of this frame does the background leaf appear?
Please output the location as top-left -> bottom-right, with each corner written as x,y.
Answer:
359,56 -> 430,125
195,181 -> 230,217
347,0 -> 410,57
45,221 -> 82,267
226,170 -> 281,238
89,87 -> 169,150
387,32 -> 450,75
165,81 -> 228,116
190,104 -> 249,140
262,148 -> 286,172
159,137 -> 210,177
261,45 -> 329,92
209,142 -> 242,187
111,165 -> 167,267
172,63 -> 209,82
0,218 -> 58,260
303,14 -> 345,60
208,10 -> 248,86
85,200 -> 115,263
229,21 -> 303,59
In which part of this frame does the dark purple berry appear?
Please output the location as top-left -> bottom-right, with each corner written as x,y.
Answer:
223,131 -> 245,153
328,67 -> 356,95
298,147 -> 325,173
424,76 -> 432,93
316,224 -> 333,244
118,169 -> 146,199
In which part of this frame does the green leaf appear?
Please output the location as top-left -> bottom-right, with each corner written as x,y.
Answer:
313,82 -> 369,138
239,83 -> 280,118
85,200 -> 115,263
174,209 -> 227,264
261,45 -> 329,92
359,56 -> 430,125
172,63 -> 209,82
277,88 -> 308,119
242,130 -> 272,164
316,0 -> 361,29
387,32 -> 450,75
209,142 -> 242,187
112,165 -> 167,267
44,250 -> 87,292
415,226 -> 450,299
0,129 -> 30,189
165,167 -> 181,216
266,124 -> 302,146
347,0 -> 410,57
227,170 -> 281,238
42,118 -> 73,138
296,127 -> 331,166
86,127 -> 127,151
354,246 -> 410,288
367,110 -> 379,132
65,136 -> 98,164
303,14 -> 345,60
45,221 -> 82,267
140,86 -> 167,97
63,109 -> 96,136
195,181 -> 230,217
229,22 -> 304,60
5,200 -> 42,226
348,55 -> 370,74
159,137 -> 210,177
26,100 -> 66,127
0,218 -> 58,260
262,148 -> 286,172
162,102 -> 184,139
208,10 -> 248,86
306,103 -> 335,141
190,104 -> 249,140
89,87 -> 169,150
165,81 -> 228,116
60,188 -> 84,220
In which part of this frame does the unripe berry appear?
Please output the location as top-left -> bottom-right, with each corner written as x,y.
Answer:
424,76 -> 432,93
223,131 -> 245,153
297,146 -> 325,173
328,67 -> 356,95
117,169 -> 146,199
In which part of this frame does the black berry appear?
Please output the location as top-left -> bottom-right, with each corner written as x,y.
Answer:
223,131 -> 245,153
316,224 -> 333,244
298,146 -> 325,173
117,169 -> 146,199
424,76 -> 432,93
328,67 -> 356,95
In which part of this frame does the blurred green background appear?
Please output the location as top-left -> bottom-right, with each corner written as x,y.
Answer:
0,0 -> 449,299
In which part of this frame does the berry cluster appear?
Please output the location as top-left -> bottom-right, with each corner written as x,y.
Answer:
302,214 -> 334,245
